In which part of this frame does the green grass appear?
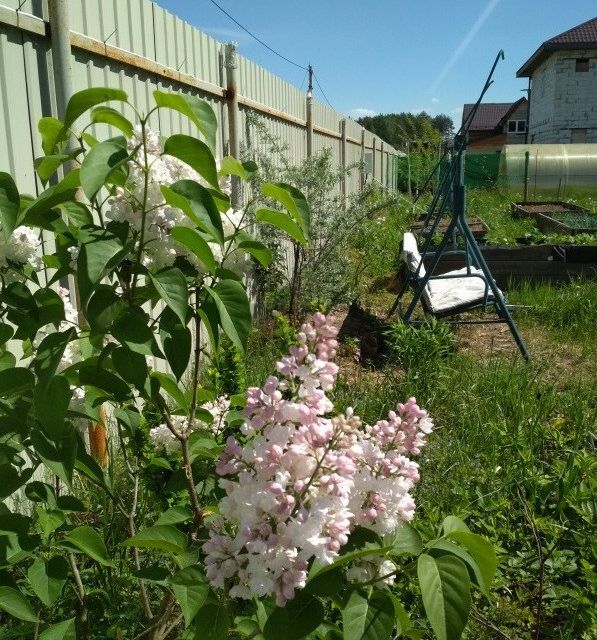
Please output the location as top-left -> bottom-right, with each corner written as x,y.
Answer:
246,278 -> 597,639
509,278 -> 597,346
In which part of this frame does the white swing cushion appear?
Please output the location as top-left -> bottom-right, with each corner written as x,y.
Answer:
401,232 -> 501,314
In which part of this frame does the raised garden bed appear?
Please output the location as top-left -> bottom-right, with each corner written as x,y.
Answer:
423,244 -> 597,287
411,216 -> 489,239
511,201 -> 597,235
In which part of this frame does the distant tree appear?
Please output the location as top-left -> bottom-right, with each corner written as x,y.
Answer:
357,111 -> 454,153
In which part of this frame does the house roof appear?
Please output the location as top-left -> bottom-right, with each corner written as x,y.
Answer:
517,17 -> 597,77
462,99 -> 527,132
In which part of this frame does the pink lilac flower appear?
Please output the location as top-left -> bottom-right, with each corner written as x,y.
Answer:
203,314 -> 433,605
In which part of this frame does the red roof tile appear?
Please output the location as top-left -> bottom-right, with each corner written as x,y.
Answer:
517,17 -> 597,76
462,100 -> 526,131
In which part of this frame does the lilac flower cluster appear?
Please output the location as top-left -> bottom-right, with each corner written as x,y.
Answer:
203,313 -> 432,605
106,125 -> 244,271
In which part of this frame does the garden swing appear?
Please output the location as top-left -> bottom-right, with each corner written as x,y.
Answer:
387,51 -> 529,359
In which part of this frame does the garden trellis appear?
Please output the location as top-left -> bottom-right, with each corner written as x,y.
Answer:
388,51 -> 529,359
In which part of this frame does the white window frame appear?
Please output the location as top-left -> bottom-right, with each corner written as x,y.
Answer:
507,120 -> 527,134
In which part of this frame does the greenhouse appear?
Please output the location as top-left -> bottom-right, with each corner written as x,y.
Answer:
498,143 -> 597,196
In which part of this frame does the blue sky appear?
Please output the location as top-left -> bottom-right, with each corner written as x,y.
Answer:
155,1 -> 595,125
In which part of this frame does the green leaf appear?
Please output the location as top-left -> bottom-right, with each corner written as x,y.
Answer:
38,116 -> 64,155
122,525 -> 187,555
20,169 -> 79,229
417,554 -> 471,640
0,172 -> 20,239
87,285 -> 127,333
342,590 -> 395,640
149,267 -> 189,325
64,87 -> 128,134
304,566 -> 345,597
25,482 -> 57,506
63,526 -> 112,566
169,180 -> 224,244
198,300 -> 219,354
237,239 -> 272,267
31,429 -> 76,486
56,495 -> 86,512
263,590 -> 324,640
90,106 -> 134,137
205,279 -> 251,353
39,618 -> 76,640
0,586 -> 38,622
77,225 -> 127,310
0,513 -> 31,535
132,565 -> 171,584
39,619 -> 76,640
80,138 -> 129,199
0,464 -> 34,499
0,367 -> 34,397
193,601 -> 230,640
255,208 -> 306,245
34,374 -> 71,440
219,155 -> 248,180
170,226 -> 217,274
60,201 -> 93,227
154,91 -> 217,152
261,182 -> 310,240
156,506 -> 193,526
390,523 -> 424,556
112,308 -> 160,357
112,346 -> 148,391
38,508 -> 66,537
159,307 -> 192,381
33,328 -> 76,385
28,557 -> 69,607
169,565 -> 209,627
442,516 -> 470,536
151,371 -> 189,413
164,134 -> 219,189
447,532 -> 497,596
79,364 -> 131,401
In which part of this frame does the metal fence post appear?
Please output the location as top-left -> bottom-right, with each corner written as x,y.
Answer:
380,141 -> 384,188
48,0 -> 73,120
372,137 -> 377,182
306,64 -> 313,158
340,118 -> 346,206
225,42 -> 241,208
360,128 -> 365,190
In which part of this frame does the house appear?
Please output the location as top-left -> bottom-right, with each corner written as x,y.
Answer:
461,99 -> 528,152
517,17 -> 597,143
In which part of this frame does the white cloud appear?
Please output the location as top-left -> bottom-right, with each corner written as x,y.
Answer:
202,27 -> 252,45
349,107 -> 377,120
430,0 -> 502,92
431,97 -> 440,103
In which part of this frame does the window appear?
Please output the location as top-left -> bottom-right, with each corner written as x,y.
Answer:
576,58 -> 590,72
571,128 -> 587,143
508,120 -> 527,134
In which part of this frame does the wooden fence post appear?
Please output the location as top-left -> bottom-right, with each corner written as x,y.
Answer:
225,42 -> 241,208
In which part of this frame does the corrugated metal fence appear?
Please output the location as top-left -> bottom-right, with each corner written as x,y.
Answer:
0,0 -> 400,198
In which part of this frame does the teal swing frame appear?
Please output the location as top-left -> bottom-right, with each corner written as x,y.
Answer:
388,51 -> 529,360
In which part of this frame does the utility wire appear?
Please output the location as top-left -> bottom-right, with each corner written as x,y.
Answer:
207,0 -> 307,71
313,72 -> 334,110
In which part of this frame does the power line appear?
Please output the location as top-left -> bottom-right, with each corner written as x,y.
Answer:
313,72 -> 334,110
206,0 -> 307,71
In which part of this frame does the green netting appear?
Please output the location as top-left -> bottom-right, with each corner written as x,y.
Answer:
464,153 -> 501,188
